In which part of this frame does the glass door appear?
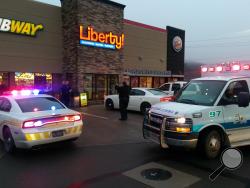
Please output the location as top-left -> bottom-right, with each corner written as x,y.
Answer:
94,75 -> 107,100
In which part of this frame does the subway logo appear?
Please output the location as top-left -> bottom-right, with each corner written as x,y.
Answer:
0,17 -> 44,37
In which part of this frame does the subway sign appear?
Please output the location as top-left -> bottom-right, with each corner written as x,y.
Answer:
0,17 -> 43,37
79,26 -> 124,50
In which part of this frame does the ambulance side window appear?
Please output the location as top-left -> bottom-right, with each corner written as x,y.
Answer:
218,80 -> 249,106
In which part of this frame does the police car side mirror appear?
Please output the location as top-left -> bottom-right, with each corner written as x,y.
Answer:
238,92 -> 250,107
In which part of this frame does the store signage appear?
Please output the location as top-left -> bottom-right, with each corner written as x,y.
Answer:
173,36 -> 183,52
124,69 -> 171,76
0,17 -> 43,36
79,26 -> 124,50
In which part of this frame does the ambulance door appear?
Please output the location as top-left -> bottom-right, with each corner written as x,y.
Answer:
236,80 -> 250,143
218,80 -> 250,144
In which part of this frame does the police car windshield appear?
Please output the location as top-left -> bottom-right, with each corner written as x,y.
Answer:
16,97 -> 65,112
175,80 -> 227,106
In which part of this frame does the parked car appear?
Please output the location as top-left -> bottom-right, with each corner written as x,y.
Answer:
159,81 -> 187,96
104,88 -> 171,113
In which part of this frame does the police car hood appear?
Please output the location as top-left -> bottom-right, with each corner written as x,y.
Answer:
150,102 -> 210,117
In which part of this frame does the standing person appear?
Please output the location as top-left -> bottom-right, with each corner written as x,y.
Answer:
115,81 -> 131,121
60,80 -> 72,107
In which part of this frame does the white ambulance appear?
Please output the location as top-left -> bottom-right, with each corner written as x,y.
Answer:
143,62 -> 250,158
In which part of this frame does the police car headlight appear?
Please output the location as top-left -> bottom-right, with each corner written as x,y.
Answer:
176,117 -> 186,124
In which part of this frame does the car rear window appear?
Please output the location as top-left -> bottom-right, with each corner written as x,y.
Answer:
16,97 -> 65,112
147,89 -> 167,95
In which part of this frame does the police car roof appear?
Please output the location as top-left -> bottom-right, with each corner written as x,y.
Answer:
1,94 -> 53,100
193,76 -> 250,81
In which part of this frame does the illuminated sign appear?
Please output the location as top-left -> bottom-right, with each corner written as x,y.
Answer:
0,17 -> 43,37
80,26 -> 124,50
173,36 -> 183,52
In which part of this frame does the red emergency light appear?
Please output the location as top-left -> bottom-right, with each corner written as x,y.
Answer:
209,67 -> 215,72
216,66 -> 223,72
201,67 -> 208,72
243,64 -> 250,70
232,64 -> 241,71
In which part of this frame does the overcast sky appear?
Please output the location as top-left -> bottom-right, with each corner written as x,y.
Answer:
36,0 -> 250,64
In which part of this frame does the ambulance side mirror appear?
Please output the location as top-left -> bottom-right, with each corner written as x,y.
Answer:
238,92 -> 250,107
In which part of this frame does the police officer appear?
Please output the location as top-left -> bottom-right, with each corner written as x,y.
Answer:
115,81 -> 131,121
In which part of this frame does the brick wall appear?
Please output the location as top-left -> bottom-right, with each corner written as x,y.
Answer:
61,0 -> 125,92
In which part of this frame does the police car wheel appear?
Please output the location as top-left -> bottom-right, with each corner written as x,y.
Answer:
3,127 -> 16,153
203,130 -> 221,159
105,99 -> 114,110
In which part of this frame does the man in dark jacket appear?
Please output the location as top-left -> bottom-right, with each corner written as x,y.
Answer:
60,81 -> 72,107
115,82 -> 131,121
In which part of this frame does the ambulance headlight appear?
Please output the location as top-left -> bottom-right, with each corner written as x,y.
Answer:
176,117 -> 186,124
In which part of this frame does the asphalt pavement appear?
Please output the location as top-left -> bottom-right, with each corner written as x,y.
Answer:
0,105 -> 250,188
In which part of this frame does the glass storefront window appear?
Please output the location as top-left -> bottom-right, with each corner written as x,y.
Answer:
146,77 -> 152,88
130,77 -> 139,87
139,77 -> 153,88
94,75 -> 107,100
0,73 -> 3,85
83,74 -> 93,100
15,72 -> 34,89
108,75 -> 118,95
46,74 -> 52,91
159,77 -> 166,85
139,77 -> 147,87
153,77 -> 160,88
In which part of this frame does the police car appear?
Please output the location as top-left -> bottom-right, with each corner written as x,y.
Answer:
143,62 -> 250,158
0,90 -> 83,153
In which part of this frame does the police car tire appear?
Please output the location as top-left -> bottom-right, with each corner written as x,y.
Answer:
105,99 -> 114,110
3,127 -> 16,153
203,130 -> 221,159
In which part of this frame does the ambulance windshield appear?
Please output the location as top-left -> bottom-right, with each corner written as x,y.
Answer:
175,80 -> 226,106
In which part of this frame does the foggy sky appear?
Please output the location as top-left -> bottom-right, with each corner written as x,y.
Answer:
36,0 -> 250,64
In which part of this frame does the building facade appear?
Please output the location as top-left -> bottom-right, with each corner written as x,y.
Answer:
0,0 -> 185,102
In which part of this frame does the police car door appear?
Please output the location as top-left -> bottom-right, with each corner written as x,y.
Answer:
218,80 -> 250,144
129,89 -> 145,111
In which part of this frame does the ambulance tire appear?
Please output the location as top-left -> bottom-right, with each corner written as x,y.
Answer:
202,130 -> 222,159
3,127 -> 16,154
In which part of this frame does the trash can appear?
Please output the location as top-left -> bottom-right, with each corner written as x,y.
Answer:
80,92 -> 88,107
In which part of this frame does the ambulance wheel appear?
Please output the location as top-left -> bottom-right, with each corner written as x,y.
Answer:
3,127 -> 16,153
105,99 -> 114,110
140,102 -> 151,114
202,130 -> 221,159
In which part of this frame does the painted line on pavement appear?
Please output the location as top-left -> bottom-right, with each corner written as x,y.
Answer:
83,113 -> 109,120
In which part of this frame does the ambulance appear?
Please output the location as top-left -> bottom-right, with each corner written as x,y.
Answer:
143,62 -> 250,158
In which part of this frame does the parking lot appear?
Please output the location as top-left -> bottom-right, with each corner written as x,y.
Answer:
0,105 -> 250,188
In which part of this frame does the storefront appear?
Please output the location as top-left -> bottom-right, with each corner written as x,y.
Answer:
0,0 -> 185,102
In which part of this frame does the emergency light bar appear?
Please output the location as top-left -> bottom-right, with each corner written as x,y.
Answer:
3,89 -> 40,96
201,62 -> 250,77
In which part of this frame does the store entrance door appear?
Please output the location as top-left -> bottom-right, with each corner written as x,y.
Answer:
94,75 -> 107,100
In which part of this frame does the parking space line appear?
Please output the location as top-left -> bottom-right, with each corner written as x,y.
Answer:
83,113 -> 109,120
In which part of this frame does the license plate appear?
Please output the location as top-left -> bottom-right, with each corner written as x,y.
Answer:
52,130 -> 64,137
